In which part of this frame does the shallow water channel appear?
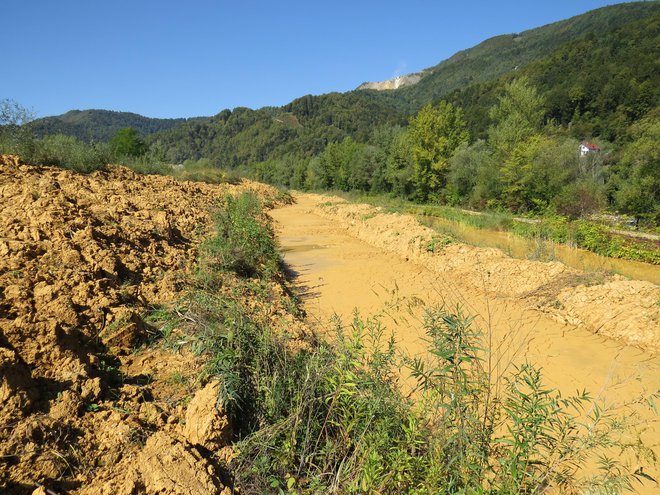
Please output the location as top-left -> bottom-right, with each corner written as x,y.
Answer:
418,215 -> 660,285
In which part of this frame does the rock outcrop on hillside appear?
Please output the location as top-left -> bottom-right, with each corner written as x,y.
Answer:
357,71 -> 426,91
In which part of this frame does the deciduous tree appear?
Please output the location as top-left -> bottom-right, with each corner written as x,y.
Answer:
408,101 -> 469,201
110,127 -> 148,157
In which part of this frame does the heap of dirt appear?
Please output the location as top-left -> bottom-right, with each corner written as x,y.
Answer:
309,194 -> 660,354
0,156 -> 280,494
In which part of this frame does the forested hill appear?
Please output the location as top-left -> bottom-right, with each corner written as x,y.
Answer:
27,109 -> 193,142
149,93 -> 407,165
148,1 -> 659,166
6,2 -> 658,228
444,11 -> 660,143
20,1 -> 659,174
385,1 -> 659,111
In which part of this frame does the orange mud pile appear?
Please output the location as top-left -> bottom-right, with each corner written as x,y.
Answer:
0,156 -> 279,494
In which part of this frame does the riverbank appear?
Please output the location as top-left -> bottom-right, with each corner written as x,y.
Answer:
329,192 -> 660,266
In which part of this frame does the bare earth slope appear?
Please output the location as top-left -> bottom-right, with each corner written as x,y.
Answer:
0,155 -> 279,494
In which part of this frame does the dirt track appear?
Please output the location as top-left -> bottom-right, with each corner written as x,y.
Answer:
271,193 -> 660,477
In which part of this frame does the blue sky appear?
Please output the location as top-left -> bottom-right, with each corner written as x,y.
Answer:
4,1 -> 626,118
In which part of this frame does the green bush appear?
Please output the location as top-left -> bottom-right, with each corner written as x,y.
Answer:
200,193 -> 279,280
30,134 -> 110,172
222,306 -> 649,493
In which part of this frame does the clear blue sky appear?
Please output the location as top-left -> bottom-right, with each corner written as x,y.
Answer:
4,0 -> 627,119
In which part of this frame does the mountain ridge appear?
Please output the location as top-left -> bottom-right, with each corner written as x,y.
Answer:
26,109 -> 200,143
382,1 -> 659,108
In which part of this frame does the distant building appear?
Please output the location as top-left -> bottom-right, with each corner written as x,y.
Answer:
579,142 -> 600,157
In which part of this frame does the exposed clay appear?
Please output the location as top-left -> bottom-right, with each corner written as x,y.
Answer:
182,380 -> 231,450
0,156 -> 279,494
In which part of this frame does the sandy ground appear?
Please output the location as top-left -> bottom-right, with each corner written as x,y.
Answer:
271,192 -> 660,490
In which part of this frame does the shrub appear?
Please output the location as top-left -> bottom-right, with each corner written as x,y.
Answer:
32,134 -> 110,173
554,181 -> 606,219
199,193 -> 279,281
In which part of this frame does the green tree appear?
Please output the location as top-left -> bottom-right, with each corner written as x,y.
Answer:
554,180 -> 605,219
110,127 -> 148,157
0,99 -> 36,158
616,176 -> 657,226
488,77 -> 545,155
385,129 -> 415,198
447,140 -> 493,205
613,111 -> 660,224
350,145 -> 384,192
408,101 -> 469,202
317,138 -> 360,190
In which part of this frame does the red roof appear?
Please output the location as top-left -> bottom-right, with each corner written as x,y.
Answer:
581,142 -> 600,150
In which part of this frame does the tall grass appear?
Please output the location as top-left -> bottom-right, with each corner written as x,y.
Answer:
149,192 -> 656,494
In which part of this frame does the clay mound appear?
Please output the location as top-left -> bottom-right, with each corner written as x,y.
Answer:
86,432 -> 229,495
0,344 -> 37,420
312,195 -> 660,353
139,432 -> 228,495
0,158 -> 279,493
556,279 -> 660,350
182,380 -> 232,450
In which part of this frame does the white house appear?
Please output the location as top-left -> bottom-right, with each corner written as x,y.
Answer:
579,142 -> 600,157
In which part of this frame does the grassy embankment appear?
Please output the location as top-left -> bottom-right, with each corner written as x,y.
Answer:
147,191 -> 655,494
329,192 -> 660,266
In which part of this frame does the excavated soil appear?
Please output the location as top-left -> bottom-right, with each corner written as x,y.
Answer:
0,155 -> 279,494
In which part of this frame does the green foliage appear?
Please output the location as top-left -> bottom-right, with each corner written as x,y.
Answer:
26,109 -> 189,143
488,77 -> 545,155
32,134 -> 111,172
316,138 -> 361,190
408,101 -> 469,201
498,135 -> 580,213
200,193 -> 279,280
149,92 -> 406,169
394,2 -> 659,115
383,127 -> 415,198
443,8 -> 660,142
554,180 -> 606,220
512,217 -> 660,264
110,127 -> 148,157
611,111 -> 660,225
174,157 -> 229,184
